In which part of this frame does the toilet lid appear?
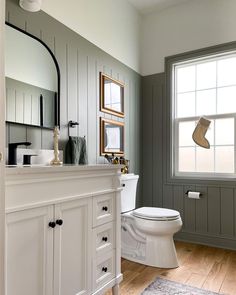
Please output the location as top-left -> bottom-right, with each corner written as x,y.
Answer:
133,207 -> 180,221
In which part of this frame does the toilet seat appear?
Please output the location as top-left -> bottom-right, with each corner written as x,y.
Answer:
133,207 -> 180,221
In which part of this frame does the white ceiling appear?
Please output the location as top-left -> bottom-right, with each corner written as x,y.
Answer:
127,0 -> 192,14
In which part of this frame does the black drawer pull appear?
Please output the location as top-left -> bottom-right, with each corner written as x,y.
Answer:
48,221 -> 56,228
102,267 -> 108,272
102,237 -> 108,242
122,183 -> 125,187
56,219 -> 63,226
102,206 -> 108,211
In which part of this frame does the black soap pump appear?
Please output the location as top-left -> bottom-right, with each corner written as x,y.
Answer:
23,154 -> 38,165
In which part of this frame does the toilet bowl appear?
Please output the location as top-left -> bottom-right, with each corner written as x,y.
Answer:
121,174 -> 182,268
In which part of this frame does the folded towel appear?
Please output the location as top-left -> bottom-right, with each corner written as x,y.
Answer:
65,136 -> 88,165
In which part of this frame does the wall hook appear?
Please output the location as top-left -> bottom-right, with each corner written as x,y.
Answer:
68,120 -> 79,137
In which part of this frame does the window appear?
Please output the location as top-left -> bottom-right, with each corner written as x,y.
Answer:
172,52 -> 236,178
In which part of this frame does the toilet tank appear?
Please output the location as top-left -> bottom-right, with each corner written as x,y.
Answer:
120,174 -> 139,213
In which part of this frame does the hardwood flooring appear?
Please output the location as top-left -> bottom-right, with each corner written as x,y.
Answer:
106,241 -> 236,295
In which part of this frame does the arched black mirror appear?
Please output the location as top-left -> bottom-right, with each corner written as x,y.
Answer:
5,22 -> 60,129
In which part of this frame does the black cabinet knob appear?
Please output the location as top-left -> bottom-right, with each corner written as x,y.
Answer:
102,237 -> 108,242
102,267 -> 108,273
122,183 -> 125,187
48,221 -> 56,228
102,206 -> 108,211
56,219 -> 63,226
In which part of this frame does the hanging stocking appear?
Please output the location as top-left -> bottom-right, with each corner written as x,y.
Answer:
192,117 -> 211,149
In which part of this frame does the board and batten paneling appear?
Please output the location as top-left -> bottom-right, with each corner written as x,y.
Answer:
142,73 -> 236,250
6,78 -> 55,128
5,0 -> 141,193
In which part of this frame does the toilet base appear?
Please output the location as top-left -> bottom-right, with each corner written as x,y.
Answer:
121,214 -> 181,269
121,235 -> 179,269
145,235 -> 179,268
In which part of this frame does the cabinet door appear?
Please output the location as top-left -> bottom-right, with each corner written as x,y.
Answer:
54,198 -> 92,295
6,206 -> 54,295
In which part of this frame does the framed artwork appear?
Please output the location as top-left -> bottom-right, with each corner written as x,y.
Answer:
100,117 -> 124,156
100,72 -> 124,117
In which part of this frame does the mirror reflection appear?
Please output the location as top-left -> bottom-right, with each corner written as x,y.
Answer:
100,73 -> 124,117
100,118 -> 124,155
5,24 -> 59,129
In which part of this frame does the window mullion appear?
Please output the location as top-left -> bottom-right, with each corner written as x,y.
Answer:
173,66 -> 178,177
176,112 -> 236,123
175,120 -> 179,176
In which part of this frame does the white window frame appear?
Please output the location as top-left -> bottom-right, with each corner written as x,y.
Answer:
171,52 -> 236,180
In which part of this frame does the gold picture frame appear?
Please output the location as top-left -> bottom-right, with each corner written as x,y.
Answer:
100,72 -> 124,117
100,117 -> 124,156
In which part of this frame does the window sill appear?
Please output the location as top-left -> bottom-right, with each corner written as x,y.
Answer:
166,172 -> 236,187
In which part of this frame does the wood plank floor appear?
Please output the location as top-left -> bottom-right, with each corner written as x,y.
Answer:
105,241 -> 236,295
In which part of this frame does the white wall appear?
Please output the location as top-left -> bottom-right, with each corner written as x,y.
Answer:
41,0 -> 141,73
141,0 -> 236,76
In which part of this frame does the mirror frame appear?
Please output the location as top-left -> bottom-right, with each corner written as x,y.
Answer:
100,117 -> 124,156
5,21 -> 60,129
100,72 -> 124,118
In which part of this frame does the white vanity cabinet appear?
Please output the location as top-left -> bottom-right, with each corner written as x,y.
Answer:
5,165 -> 123,295
6,205 -> 54,295
6,197 -> 92,295
53,198 -> 92,295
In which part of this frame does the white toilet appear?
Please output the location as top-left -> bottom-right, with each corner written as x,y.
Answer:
121,173 -> 182,268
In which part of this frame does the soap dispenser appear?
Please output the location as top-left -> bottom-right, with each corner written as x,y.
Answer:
23,154 -> 38,165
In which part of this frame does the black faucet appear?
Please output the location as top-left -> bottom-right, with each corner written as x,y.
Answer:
8,142 -> 31,165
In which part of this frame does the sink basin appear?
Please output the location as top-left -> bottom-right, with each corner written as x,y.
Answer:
5,148 -> 63,166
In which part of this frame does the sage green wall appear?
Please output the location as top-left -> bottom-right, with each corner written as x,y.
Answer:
142,72 -> 236,250
5,0 -> 141,195
9,0 -> 236,250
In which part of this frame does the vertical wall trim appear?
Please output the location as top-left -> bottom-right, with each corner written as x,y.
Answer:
66,43 -> 69,126
129,79 -> 131,160
23,92 -> 25,123
219,188 -> 222,235
53,36 -> 56,55
233,189 -> 236,236
95,59 -> 98,164
151,84 -> 154,206
75,49 -> 78,136
86,55 -> 89,144
161,82 -> 164,206
76,49 -> 79,136
206,187 -> 209,232
135,80 -> 138,175
14,89 -> 16,121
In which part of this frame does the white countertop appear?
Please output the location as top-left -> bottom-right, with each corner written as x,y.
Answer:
5,164 -> 123,176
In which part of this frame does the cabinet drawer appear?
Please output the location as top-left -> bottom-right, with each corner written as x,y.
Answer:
93,250 -> 115,290
93,222 -> 115,257
93,194 -> 114,227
